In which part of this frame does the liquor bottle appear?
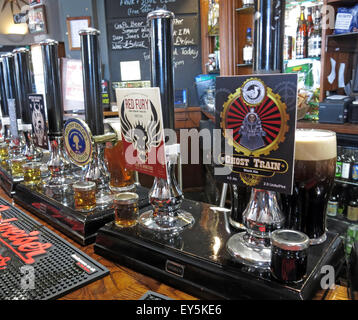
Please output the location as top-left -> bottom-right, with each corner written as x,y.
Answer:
336,146 -> 343,179
338,183 -> 349,217
351,149 -> 358,182
307,7 -> 314,38
327,184 -> 339,217
342,148 -> 352,181
296,6 -> 307,59
242,0 -> 254,8
214,35 -> 220,70
347,188 -> 358,222
307,7 -> 315,58
243,27 -> 253,65
311,6 -> 322,58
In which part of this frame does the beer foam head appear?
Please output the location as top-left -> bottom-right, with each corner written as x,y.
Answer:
295,129 -> 336,161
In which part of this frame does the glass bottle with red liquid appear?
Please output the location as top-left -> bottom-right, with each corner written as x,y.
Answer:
296,6 -> 308,59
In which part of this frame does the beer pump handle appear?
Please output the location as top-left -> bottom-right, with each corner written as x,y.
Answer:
148,10 -> 175,132
0,58 -> 9,118
40,39 -> 64,138
1,53 -> 21,120
79,28 -> 104,137
13,48 -> 33,126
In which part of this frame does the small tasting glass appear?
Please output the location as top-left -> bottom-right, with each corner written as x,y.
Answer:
114,192 -> 139,228
73,181 -> 97,212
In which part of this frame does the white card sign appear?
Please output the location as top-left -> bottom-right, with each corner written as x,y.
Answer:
115,87 -> 167,179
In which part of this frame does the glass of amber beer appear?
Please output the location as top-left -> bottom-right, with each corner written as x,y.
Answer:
104,118 -> 135,192
287,129 -> 337,245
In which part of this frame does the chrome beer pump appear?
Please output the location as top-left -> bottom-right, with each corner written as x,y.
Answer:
226,0 -> 286,269
1,52 -> 24,158
78,28 -> 116,208
138,10 -> 195,233
0,58 -> 11,143
40,40 -> 74,197
13,47 -> 43,162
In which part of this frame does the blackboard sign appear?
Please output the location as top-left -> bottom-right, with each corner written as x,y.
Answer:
105,0 -> 202,106
109,15 -> 199,50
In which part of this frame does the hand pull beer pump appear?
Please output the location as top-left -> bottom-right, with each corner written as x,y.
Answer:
13,47 -> 43,161
40,39 -> 75,196
226,0 -> 286,269
138,10 -> 195,233
0,58 -> 10,143
78,28 -> 117,208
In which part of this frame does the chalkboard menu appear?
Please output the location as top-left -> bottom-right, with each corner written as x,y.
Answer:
105,0 -> 202,106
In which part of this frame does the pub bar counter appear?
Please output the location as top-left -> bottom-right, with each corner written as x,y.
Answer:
0,187 -> 350,300
0,0 -> 357,301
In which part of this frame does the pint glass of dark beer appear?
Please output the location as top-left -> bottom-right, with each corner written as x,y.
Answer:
284,129 -> 337,245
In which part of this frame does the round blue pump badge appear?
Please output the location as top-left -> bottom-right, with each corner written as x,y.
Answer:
64,118 -> 93,166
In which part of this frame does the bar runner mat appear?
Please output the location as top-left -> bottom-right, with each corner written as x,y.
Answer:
0,197 -> 109,300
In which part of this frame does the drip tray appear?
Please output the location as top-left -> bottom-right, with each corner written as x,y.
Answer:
0,166 -> 18,197
13,183 -> 149,246
0,198 -> 109,300
94,199 -> 345,300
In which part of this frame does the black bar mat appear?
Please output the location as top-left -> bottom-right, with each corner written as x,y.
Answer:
0,197 -> 109,300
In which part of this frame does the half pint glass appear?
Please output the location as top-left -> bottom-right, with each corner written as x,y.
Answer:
284,129 -> 337,245
105,139 -> 135,192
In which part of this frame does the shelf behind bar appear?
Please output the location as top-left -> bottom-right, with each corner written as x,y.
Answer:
297,120 -> 358,135
237,63 -> 253,67
235,7 -> 254,14
327,32 -> 358,40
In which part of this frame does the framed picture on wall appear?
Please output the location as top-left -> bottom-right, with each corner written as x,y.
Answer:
66,16 -> 91,51
61,58 -> 85,113
27,5 -> 47,35
29,0 -> 42,6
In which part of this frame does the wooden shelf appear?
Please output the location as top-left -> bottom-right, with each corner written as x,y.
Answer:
103,111 -> 118,117
327,32 -> 358,40
327,0 -> 357,4
237,63 -> 252,67
235,6 -> 254,14
297,120 -> 358,135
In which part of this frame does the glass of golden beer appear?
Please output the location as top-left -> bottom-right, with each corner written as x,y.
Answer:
73,181 -> 97,212
105,139 -> 135,192
283,129 -> 337,245
114,192 -> 139,228
0,142 -> 9,159
0,142 -> 9,170
11,156 -> 27,180
23,162 -> 42,186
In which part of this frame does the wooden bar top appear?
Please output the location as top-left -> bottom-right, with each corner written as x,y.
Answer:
297,121 -> 358,135
0,187 -> 351,300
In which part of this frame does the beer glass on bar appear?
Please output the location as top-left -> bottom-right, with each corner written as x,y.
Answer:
284,129 -> 337,245
104,119 -> 135,192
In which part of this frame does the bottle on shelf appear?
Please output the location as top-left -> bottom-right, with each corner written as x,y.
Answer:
307,7 -> 314,37
327,183 -> 339,217
336,146 -> 343,179
242,0 -> 254,9
296,6 -> 307,59
338,183 -> 349,218
243,27 -> 253,65
214,35 -> 220,71
208,0 -> 219,35
347,187 -> 358,222
341,148 -> 352,181
307,7 -> 314,58
308,5 -> 322,58
351,149 -> 358,183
